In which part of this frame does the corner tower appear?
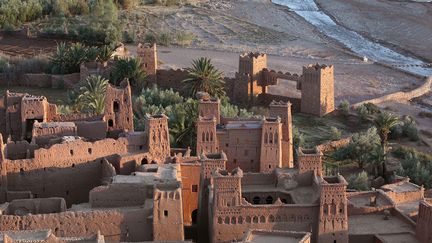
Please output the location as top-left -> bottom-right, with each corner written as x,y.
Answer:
298,147 -> 323,177
153,184 -> 184,241
269,101 -> 294,168
259,117 -> 282,173
301,64 -> 334,117
145,114 -> 170,164
137,43 -> 157,82
318,175 -> 349,243
238,53 -> 267,99
211,168 -> 243,208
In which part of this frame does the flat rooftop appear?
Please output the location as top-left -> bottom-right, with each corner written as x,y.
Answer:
223,121 -> 262,130
349,213 -> 415,236
381,181 -> 421,193
375,233 -> 420,243
243,230 -> 310,243
0,230 -> 50,242
348,192 -> 393,208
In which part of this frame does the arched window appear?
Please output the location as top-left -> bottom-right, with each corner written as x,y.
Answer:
218,217 -> 223,224
202,132 -> 205,142
224,216 -> 230,224
260,215 -> 266,223
113,101 -> 120,112
264,132 -> 268,143
268,215 -> 275,223
266,196 -> 273,204
141,158 -> 148,165
253,196 -> 260,205
246,216 -> 251,223
231,217 -> 236,224
253,216 -> 258,223
238,216 -> 243,224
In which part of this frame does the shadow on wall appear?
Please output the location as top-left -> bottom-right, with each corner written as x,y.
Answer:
4,160 -> 108,207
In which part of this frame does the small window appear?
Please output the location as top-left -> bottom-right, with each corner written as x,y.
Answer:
20,168 -> 25,175
88,148 -> 92,154
192,185 -> 198,192
113,101 -> 120,112
108,119 -> 114,127
268,164 -> 271,169
233,159 -> 237,164
72,164 -> 75,168
226,143 -> 229,147
66,190 -> 69,196
70,150 -> 74,156
164,210 -> 168,217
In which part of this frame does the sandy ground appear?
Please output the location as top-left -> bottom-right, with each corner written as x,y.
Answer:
123,0 -> 355,59
315,0 -> 432,62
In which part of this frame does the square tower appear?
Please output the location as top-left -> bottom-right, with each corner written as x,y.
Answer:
196,116 -> 218,155
259,117 -> 283,173
137,43 -> 157,82
416,199 -> 432,243
153,184 -> 184,241
104,80 -> 134,135
144,114 -> 170,164
300,64 -> 335,117
198,94 -> 220,124
318,175 -> 349,243
238,53 -> 267,99
211,168 -> 243,208
298,147 -> 323,177
269,101 -> 294,168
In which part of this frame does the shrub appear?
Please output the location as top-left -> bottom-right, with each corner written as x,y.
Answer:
111,57 -> 147,91
0,57 -> 10,73
401,116 -> 419,141
347,171 -> 370,191
49,42 -> 99,75
176,31 -> 195,46
144,33 -> 157,44
329,126 -> 342,141
157,32 -> 172,46
338,99 -> 350,116
356,104 -> 369,122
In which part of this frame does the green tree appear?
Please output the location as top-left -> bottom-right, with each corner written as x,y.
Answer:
111,57 -> 147,92
347,171 -> 370,191
68,75 -> 109,114
182,57 -> 225,98
374,111 -> 400,146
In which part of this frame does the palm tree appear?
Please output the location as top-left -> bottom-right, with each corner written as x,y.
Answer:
374,111 -> 401,146
97,45 -> 115,64
182,57 -> 225,98
74,75 -> 109,114
111,57 -> 147,92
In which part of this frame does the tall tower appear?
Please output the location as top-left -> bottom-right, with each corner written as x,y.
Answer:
153,184 -> 184,241
238,53 -> 267,100
259,117 -> 282,173
196,116 -> 218,155
137,43 -> 157,83
318,175 -> 349,243
197,152 -> 227,243
145,114 -> 170,164
298,147 -> 323,177
300,64 -> 335,117
104,80 -> 134,135
198,94 -> 220,124
269,101 -> 293,168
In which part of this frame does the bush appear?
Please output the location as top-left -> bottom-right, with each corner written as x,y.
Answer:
111,57 -> 147,91
329,126 -> 342,141
0,57 -> 10,73
144,33 -> 157,44
116,0 -> 138,9
338,99 -> 350,116
49,42 -> 99,75
347,171 -> 370,191
356,104 -> 369,122
176,31 -> 195,46
157,32 -> 172,46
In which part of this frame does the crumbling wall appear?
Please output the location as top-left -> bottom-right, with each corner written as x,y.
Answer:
4,138 -> 129,205
89,184 -> 150,208
0,208 -> 151,242
5,197 -> 66,215
257,94 -> 301,112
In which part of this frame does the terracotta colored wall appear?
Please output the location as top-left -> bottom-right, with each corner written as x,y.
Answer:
4,138 -> 129,205
217,128 -> 261,172
89,184 -> 150,208
0,208 -> 151,242
212,205 -> 319,243
180,163 -> 201,226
